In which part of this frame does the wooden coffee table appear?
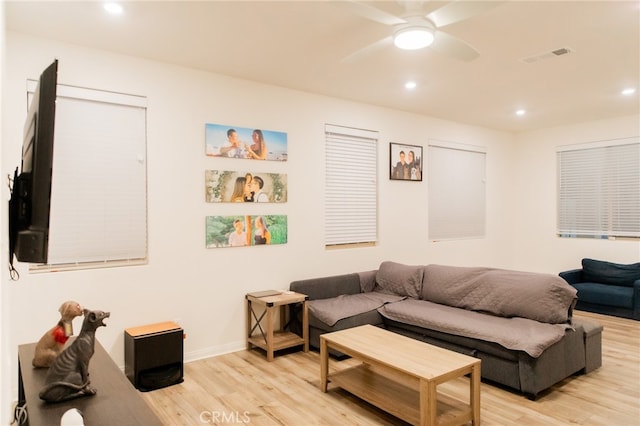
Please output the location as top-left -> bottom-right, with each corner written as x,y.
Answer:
320,325 -> 481,426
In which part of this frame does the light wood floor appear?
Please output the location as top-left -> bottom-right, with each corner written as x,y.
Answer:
142,311 -> 640,425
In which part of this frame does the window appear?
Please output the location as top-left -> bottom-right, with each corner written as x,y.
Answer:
324,124 -> 378,247
428,141 -> 486,240
27,82 -> 148,271
558,138 -> 639,239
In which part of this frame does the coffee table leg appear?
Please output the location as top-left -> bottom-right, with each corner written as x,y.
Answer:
471,363 -> 481,425
419,379 -> 437,426
320,337 -> 328,392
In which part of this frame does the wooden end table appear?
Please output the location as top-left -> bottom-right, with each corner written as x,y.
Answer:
245,291 -> 308,361
320,325 -> 481,426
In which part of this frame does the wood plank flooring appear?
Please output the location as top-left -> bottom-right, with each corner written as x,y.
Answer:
141,311 -> 640,425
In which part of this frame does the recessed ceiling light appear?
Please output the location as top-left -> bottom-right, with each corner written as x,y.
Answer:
621,88 -> 636,96
103,2 -> 123,15
405,81 -> 417,90
515,109 -> 526,116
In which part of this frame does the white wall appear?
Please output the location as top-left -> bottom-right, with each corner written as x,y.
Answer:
0,31 -> 513,399
1,32 -> 638,420
0,3 -> 11,423
510,116 -> 640,272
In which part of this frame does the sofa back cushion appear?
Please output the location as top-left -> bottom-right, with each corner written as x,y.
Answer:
582,258 -> 640,287
422,264 -> 577,324
290,273 -> 361,300
374,261 -> 423,299
358,269 -> 378,293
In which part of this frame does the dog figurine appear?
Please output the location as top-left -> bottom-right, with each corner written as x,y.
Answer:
32,301 -> 83,368
39,309 -> 110,403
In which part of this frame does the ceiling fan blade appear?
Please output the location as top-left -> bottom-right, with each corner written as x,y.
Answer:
430,31 -> 480,62
341,36 -> 394,63
426,1 -> 505,28
336,1 -> 407,26
397,0 -> 428,14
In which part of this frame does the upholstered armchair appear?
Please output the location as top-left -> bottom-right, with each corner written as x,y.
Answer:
560,258 -> 640,320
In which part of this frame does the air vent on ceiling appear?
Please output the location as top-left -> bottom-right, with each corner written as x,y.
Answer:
520,47 -> 574,64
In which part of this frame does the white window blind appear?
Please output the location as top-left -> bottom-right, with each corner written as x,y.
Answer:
428,141 -> 486,241
557,138 -> 639,239
325,124 -> 378,246
27,81 -> 148,269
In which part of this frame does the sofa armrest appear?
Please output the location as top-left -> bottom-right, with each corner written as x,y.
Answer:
290,273 -> 362,300
559,269 -> 583,285
633,280 -> 640,319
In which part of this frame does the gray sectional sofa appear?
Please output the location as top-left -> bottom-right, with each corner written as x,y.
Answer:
289,261 -> 603,399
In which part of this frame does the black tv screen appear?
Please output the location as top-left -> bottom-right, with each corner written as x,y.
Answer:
9,59 -> 58,269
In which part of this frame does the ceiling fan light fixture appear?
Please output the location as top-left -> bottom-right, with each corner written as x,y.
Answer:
103,2 -> 124,15
394,27 -> 434,50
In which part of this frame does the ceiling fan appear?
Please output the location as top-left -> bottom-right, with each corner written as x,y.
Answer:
339,0 -> 504,62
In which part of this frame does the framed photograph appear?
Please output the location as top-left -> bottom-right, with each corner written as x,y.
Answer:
390,143 -> 422,181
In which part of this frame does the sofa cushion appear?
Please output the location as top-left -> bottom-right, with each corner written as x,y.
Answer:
378,299 -> 571,358
309,309 -> 383,332
422,265 -> 577,324
358,269 -> 378,293
308,292 -> 405,326
383,317 -> 520,361
582,258 -> 640,287
290,273 -> 361,300
573,282 -> 634,309
374,261 -> 424,299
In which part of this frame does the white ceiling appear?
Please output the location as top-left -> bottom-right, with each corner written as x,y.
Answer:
5,0 -> 640,132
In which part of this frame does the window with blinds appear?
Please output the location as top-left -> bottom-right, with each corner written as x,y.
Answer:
324,124 -> 378,247
27,81 -> 148,271
557,138 -> 639,239
428,141 -> 486,241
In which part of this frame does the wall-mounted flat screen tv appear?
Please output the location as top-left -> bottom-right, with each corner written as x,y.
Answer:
9,59 -> 58,269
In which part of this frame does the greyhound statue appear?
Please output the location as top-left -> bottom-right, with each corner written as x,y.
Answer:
39,309 -> 110,403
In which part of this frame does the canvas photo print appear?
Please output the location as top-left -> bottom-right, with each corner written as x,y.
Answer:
205,123 -> 287,161
206,215 -> 288,248
205,170 -> 287,203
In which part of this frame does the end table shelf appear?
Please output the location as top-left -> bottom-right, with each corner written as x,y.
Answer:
247,330 -> 304,351
246,291 -> 308,361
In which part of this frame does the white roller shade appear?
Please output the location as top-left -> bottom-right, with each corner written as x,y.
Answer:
27,81 -> 148,269
428,141 -> 486,241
